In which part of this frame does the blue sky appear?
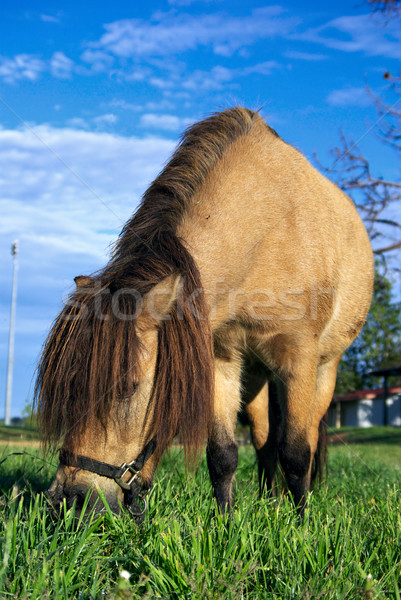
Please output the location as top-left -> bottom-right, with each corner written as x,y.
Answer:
1,0 -> 400,418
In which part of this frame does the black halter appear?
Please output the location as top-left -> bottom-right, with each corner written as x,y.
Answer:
59,438 -> 157,518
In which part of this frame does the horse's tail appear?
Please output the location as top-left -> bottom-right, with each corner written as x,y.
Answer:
311,414 -> 328,485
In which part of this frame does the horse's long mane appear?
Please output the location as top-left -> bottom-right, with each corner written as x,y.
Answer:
34,107 -> 258,456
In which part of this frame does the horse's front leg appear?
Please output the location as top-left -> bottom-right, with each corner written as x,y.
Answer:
278,357 -> 338,516
206,358 -> 242,514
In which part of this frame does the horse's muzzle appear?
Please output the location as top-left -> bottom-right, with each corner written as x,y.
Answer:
52,439 -> 156,522
47,467 -> 149,523
47,467 -> 123,519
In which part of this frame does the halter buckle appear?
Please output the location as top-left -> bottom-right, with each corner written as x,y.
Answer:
114,461 -> 142,491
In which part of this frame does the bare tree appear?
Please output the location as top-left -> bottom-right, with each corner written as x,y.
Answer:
320,75 -> 401,261
319,1 -> 401,261
366,0 -> 401,21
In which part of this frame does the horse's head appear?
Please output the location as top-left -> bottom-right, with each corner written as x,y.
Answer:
39,270 -> 212,520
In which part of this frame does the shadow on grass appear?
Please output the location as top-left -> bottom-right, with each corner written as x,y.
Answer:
0,448 -> 56,495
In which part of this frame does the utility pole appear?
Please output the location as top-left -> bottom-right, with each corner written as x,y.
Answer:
5,240 -> 18,426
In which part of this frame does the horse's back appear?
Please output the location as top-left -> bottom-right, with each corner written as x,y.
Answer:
181,111 -> 373,360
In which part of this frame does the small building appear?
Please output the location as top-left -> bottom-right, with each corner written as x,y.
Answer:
328,386 -> 401,428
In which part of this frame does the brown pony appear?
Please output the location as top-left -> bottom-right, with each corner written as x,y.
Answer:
35,107 -> 373,518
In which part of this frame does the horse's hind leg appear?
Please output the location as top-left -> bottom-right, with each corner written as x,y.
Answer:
278,357 -> 339,515
207,358 -> 242,514
242,366 -> 281,496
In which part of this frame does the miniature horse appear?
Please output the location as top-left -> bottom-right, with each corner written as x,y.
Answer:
35,108 -> 373,518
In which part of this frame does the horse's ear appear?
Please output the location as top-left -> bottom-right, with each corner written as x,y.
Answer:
74,275 -> 94,288
144,274 -> 183,323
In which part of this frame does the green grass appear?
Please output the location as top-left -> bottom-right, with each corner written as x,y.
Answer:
0,425 -> 40,442
1,430 -> 401,599
328,426 -> 401,446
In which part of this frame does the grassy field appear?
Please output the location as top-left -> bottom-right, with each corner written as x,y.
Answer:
1,428 -> 401,599
0,424 -> 40,443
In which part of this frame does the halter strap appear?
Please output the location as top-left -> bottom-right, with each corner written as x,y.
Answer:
59,438 -> 157,482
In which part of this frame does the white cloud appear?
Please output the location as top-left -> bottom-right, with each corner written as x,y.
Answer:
50,51 -> 74,79
79,49 -> 115,73
3,9 -> 398,93
144,99 -> 176,111
66,117 -> 89,129
285,50 -> 328,61
110,99 -> 141,111
242,61 -> 281,76
87,8 -> 299,59
326,86 -> 371,107
168,0 -> 222,5
294,14 -> 401,59
93,113 -> 118,127
0,51 -> 72,83
124,68 -> 152,82
110,98 -> 176,112
0,54 -> 45,83
40,14 -> 60,23
182,61 -> 281,91
140,113 -> 191,130
181,66 -> 232,91
0,124 -> 175,267
148,76 -> 176,90
67,114 -> 118,129
0,124 -> 176,414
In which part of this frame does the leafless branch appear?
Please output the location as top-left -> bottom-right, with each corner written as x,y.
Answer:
316,112 -> 401,257
366,0 -> 401,22
346,179 -> 401,190
374,241 -> 401,254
